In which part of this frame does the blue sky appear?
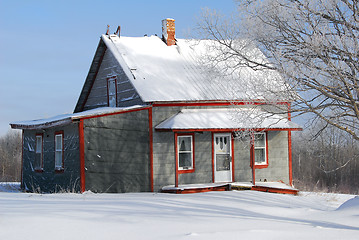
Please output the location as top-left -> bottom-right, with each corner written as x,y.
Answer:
0,0 -> 236,136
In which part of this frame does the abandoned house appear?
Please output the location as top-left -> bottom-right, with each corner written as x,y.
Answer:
11,19 -> 301,193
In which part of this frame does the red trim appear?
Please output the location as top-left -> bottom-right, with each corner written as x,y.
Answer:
231,134 -> 235,182
54,131 -> 64,172
79,43 -> 107,112
288,131 -> 293,186
148,108 -> 154,192
152,101 -> 289,107
287,102 -> 291,120
211,132 -> 215,183
174,132 -> 178,187
79,107 -> 150,120
106,75 -> 118,107
79,120 -> 86,193
35,133 -> 44,171
251,185 -> 298,195
176,133 -> 195,174
21,130 -> 24,190
157,128 -> 302,132
250,133 -> 256,185
249,132 -> 269,169
161,184 -> 231,194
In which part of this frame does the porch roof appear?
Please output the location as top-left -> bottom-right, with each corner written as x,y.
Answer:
10,105 -> 147,130
155,108 -> 302,131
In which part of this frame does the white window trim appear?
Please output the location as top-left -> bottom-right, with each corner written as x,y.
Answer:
254,132 -> 267,165
55,133 -> 64,170
177,135 -> 194,171
35,134 -> 43,170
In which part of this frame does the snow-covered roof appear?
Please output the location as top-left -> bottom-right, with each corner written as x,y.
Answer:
10,106 -> 146,130
101,34 -> 293,103
155,108 -> 302,131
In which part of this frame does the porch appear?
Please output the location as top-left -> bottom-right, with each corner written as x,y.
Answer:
161,182 -> 299,195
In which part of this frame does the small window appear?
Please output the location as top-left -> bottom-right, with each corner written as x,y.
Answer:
107,76 -> 117,107
254,132 -> 267,165
55,132 -> 64,170
35,134 -> 43,171
177,135 -> 194,171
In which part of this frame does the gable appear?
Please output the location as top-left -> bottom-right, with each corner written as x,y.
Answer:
74,39 -> 143,113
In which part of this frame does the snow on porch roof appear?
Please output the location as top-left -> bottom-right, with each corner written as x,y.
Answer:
155,108 -> 302,131
10,106 -> 146,130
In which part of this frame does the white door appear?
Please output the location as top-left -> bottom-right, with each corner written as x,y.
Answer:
214,133 -> 232,182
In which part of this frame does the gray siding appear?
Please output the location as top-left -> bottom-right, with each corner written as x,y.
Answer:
83,49 -> 143,111
22,123 -> 80,193
83,109 -> 150,193
178,132 -> 213,185
152,105 -> 291,191
255,131 -> 290,184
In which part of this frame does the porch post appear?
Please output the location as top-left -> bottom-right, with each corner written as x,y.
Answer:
174,132 -> 179,187
250,133 -> 256,186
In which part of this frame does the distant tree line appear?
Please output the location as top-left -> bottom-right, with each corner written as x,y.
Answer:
292,123 -> 359,194
0,130 -> 21,182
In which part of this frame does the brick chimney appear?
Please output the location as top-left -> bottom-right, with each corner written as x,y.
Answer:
162,18 -> 176,46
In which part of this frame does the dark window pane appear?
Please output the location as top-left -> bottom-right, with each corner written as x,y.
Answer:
179,153 -> 192,169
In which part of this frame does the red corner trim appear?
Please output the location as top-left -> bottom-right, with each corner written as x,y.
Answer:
211,132 -> 215,183
231,134 -> 235,182
288,131 -> 293,186
250,133 -> 256,185
148,107 -> 154,192
174,132 -> 179,187
79,120 -> 86,193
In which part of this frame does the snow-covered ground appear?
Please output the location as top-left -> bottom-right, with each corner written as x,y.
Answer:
0,184 -> 358,240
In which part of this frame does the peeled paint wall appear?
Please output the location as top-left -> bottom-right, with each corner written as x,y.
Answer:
22,123 -> 80,193
83,110 -> 150,193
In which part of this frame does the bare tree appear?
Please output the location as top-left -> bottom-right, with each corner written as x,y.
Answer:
0,130 -> 22,182
196,0 -> 359,140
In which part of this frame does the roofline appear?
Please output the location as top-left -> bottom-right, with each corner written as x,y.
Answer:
155,128 -> 303,132
74,37 -> 108,113
151,100 -> 292,107
10,106 -> 150,130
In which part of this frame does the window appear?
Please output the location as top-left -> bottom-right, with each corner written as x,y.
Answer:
35,134 -> 43,171
254,132 -> 267,165
177,135 -> 194,172
55,132 -> 64,171
107,76 -> 117,107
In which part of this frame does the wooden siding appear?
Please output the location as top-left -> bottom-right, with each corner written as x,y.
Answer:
22,123 -> 80,193
152,105 -> 292,191
82,48 -> 143,111
83,110 -> 150,193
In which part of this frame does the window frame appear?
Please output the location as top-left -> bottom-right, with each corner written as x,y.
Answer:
253,132 -> 269,169
54,131 -> 64,172
176,133 -> 195,174
35,133 -> 44,172
107,75 -> 118,107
